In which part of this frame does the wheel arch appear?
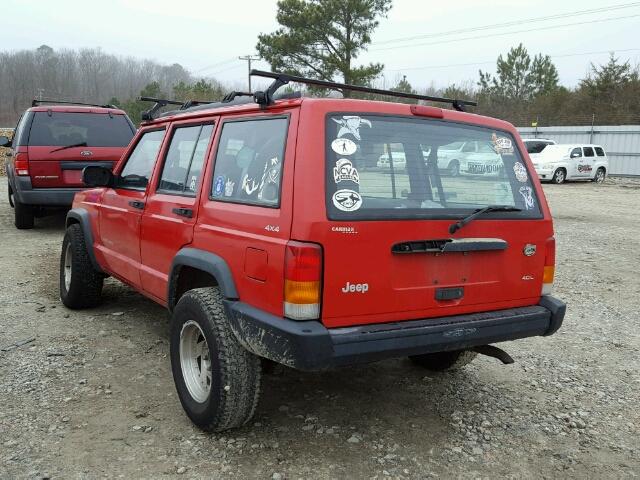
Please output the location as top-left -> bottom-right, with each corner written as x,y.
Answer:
168,248 -> 238,311
65,208 -> 103,273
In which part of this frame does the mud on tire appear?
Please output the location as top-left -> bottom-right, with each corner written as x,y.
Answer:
14,198 -> 34,229
409,349 -> 478,371
59,223 -> 103,308
170,287 -> 262,432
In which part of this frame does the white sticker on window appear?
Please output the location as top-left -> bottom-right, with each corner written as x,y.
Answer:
492,133 -> 514,155
333,158 -> 359,184
224,178 -> 235,196
513,162 -> 528,182
332,116 -> 372,140
331,138 -> 357,156
332,189 -> 363,212
519,185 -> 535,209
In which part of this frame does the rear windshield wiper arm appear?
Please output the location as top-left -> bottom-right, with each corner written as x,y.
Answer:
50,142 -> 87,153
449,205 -> 522,234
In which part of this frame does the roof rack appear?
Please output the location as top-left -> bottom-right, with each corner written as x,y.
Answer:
139,92 -> 259,120
250,70 -> 477,112
32,99 -> 117,109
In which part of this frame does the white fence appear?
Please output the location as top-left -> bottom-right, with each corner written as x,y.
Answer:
517,125 -> 640,176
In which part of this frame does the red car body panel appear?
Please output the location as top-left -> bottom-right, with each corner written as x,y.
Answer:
74,97 -> 554,330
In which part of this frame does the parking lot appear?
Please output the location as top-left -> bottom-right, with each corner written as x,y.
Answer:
1,178 -> 639,479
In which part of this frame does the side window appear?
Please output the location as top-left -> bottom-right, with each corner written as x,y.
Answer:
158,123 -> 214,195
12,113 -> 28,147
119,129 -> 165,190
462,142 -> 476,153
570,147 -> 582,158
583,147 -> 595,157
211,117 -> 288,207
595,147 -> 605,156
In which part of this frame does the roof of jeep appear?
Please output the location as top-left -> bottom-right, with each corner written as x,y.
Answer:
29,105 -> 128,115
141,97 -> 516,132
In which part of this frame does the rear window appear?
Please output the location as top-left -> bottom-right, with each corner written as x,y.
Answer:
595,147 -> 605,156
326,114 -> 541,220
28,112 -> 134,147
524,140 -> 552,154
583,147 -> 595,157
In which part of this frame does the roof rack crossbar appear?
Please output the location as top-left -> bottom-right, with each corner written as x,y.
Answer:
138,96 -> 185,121
31,99 -> 117,109
250,70 -> 476,111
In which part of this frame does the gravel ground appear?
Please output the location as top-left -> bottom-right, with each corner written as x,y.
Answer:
0,178 -> 639,479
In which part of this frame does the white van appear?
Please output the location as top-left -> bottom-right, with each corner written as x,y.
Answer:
532,144 -> 609,184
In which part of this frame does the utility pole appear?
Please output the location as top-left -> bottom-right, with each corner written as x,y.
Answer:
238,55 -> 260,92
37,88 -> 44,101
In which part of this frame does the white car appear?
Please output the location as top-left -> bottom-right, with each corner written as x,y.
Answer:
532,144 -> 609,184
523,138 -> 556,164
377,148 -> 431,170
437,141 -> 503,176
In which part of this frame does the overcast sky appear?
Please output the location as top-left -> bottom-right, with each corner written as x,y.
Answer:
3,0 -> 639,91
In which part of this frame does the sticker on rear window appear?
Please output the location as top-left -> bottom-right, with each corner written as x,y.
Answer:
492,133 -> 514,155
332,189 -> 363,212
331,138 -> 357,156
513,162 -> 528,182
213,175 -> 225,196
333,158 -> 359,184
519,186 -> 535,209
333,116 -> 372,141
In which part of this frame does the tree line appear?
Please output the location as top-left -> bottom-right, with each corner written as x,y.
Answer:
1,0 -> 639,127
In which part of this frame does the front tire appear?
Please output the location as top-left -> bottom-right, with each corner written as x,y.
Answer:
409,350 -> 477,371
14,198 -> 34,229
448,160 -> 460,177
59,224 -> 103,308
170,287 -> 262,432
551,168 -> 566,184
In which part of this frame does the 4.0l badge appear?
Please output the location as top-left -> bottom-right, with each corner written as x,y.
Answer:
523,244 -> 536,256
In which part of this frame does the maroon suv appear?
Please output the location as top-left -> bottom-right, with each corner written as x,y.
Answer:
1,100 -> 135,229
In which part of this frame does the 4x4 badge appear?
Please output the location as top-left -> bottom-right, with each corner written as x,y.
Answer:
523,244 -> 536,256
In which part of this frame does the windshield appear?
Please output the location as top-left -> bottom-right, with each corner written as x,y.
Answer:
29,112 -> 135,147
326,114 -> 541,220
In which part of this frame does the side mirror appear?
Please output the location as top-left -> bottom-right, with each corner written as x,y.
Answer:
0,136 -> 11,148
82,165 -> 114,187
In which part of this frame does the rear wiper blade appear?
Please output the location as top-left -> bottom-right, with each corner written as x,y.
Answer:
449,205 -> 522,234
50,142 -> 87,153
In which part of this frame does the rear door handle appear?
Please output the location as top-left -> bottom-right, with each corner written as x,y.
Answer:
128,200 -> 145,210
172,207 -> 193,218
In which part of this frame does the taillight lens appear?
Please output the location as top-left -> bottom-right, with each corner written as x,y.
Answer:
542,237 -> 556,295
284,241 -> 322,320
14,152 -> 29,176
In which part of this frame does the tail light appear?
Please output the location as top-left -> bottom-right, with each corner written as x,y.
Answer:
284,241 -> 322,320
14,152 -> 29,176
542,237 -> 556,295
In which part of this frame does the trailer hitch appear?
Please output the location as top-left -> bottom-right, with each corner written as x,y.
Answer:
472,345 -> 514,365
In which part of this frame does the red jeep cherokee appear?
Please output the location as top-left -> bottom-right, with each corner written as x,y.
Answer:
1,100 -> 135,229
59,72 -> 565,432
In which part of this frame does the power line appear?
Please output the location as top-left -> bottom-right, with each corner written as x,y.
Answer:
194,57 -> 237,73
386,48 -> 640,73
373,2 -> 640,46
372,13 -> 640,52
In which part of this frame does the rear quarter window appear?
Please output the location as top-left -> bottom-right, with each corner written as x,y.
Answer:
28,112 -> 134,147
595,147 -> 605,156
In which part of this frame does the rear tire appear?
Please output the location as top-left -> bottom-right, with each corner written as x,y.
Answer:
592,167 -> 606,183
409,350 -> 477,371
14,199 -> 34,229
8,182 -> 14,207
551,168 -> 566,184
170,287 -> 262,432
59,223 -> 103,308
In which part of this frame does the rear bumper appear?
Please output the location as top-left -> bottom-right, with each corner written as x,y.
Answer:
10,175 -> 80,206
225,296 -> 566,371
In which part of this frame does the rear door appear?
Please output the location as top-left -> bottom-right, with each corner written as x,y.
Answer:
316,113 -> 552,328
96,128 -> 165,287
581,146 -> 596,177
26,111 -> 134,188
139,120 -> 217,301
